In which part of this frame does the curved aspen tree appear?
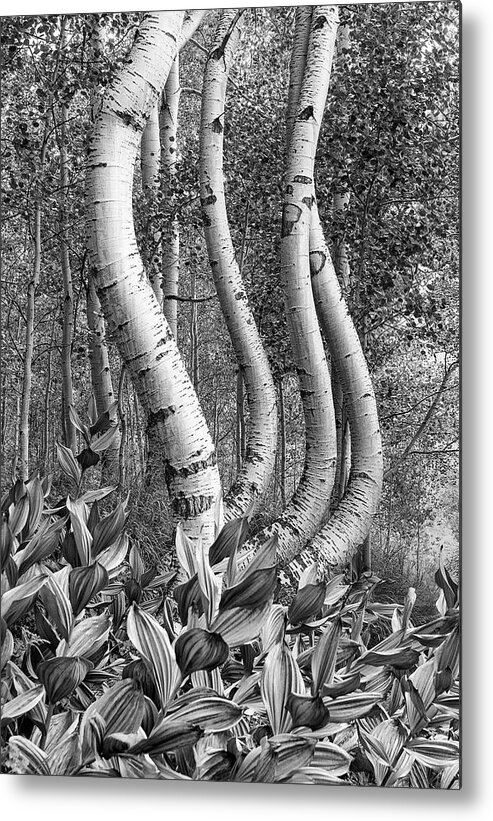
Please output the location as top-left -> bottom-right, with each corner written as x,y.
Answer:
307,199 -> 383,574
242,6 -> 338,565
86,12 -> 221,545
199,9 -> 278,518
292,15 -> 383,574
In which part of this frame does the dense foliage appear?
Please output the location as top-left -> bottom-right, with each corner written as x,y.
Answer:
1,440 -> 459,785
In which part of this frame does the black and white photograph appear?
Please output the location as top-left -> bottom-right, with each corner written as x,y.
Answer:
1,0 -> 461,795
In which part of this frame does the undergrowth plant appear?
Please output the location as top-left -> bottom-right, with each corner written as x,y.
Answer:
1,428 -> 460,787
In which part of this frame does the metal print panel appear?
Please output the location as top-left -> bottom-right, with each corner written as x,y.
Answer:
0,2 -> 460,788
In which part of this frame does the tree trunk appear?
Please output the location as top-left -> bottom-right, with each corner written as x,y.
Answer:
57,17 -> 77,453
86,11 -> 221,545
18,129 -> 48,480
199,9 -> 278,519
86,276 -> 121,482
160,56 -> 180,331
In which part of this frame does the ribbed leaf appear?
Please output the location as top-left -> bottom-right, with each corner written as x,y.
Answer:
210,601 -> 272,646
166,695 -> 242,732
405,739 -> 459,769
96,532 -> 129,576
311,617 -> 342,693
196,538 -> 221,626
1,685 -> 45,725
129,717 -> 203,756
354,646 -> 420,670
261,641 -> 298,735
37,656 -> 93,704
56,442 -> 81,486
209,516 -> 250,566
15,517 -> 66,575
219,566 -> 277,612
287,692 -> 329,730
80,679 -> 145,759
127,603 -> 181,708
66,497 -> 92,565
175,628 -> 229,677
8,493 -> 30,536
57,612 -> 111,660
254,734 -> 316,783
39,571 -> 74,641
175,521 -> 197,578
69,562 -> 109,616
8,736 -> 50,776
2,573 -> 48,626
260,604 -> 287,654
92,502 -> 126,556
323,691 -> 383,722
311,740 -> 352,776
288,582 -> 326,625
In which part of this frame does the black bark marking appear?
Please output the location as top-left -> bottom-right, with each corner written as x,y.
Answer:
202,211 -> 212,228
171,494 -> 215,518
298,105 -> 315,121
281,203 -> 302,237
309,250 -> 326,275
115,109 -> 141,131
313,14 -> 328,29
293,174 -> 313,185
201,193 -> 217,207
147,406 -> 176,432
212,116 -> 223,133
286,184 -> 294,195
302,195 -> 314,210
165,452 -> 217,481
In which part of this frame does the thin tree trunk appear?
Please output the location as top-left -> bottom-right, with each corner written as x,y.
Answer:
199,9 -> 278,518
86,17 -> 121,485
18,129 -> 48,481
160,56 -> 180,330
57,17 -> 77,453
86,12 -> 221,545
189,268 -> 199,392
278,376 -> 287,509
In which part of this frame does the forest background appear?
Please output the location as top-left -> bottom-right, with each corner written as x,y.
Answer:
1,0 -> 459,611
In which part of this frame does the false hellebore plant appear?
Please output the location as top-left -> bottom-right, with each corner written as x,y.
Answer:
1,430 -> 459,785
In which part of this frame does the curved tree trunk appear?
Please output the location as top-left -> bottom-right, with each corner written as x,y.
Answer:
199,9 -> 278,518
306,201 -> 383,574
241,7 -> 338,566
86,11 -> 221,546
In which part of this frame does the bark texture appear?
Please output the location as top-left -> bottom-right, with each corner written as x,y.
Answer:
199,10 -> 278,518
86,12 -> 221,545
241,6 -> 339,566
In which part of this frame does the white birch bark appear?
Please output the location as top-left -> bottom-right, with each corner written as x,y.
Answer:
86,11 -> 221,545
199,9 -> 278,518
295,16 -> 383,575
160,56 -> 180,334
241,6 -> 339,565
